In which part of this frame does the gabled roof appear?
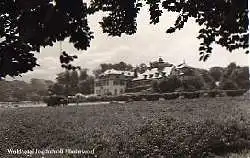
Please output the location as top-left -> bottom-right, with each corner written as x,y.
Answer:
100,69 -> 134,77
133,66 -> 174,81
176,63 -> 191,69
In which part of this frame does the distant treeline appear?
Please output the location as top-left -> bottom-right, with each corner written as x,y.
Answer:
150,62 -> 250,93
0,79 -> 54,102
49,69 -> 94,96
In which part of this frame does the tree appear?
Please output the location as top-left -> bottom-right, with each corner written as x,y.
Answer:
151,80 -> 159,92
79,69 -> 88,80
0,0 -> 93,78
70,70 -> 79,95
78,76 -> 94,95
137,63 -> 148,74
49,83 -> 65,96
113,62 -> 133,71
182,76 -> 204,91
89,0 -> 248,61
93,62 -> 134,77
209,67 -> 224,81
219,63 -> 250,90
0,0 -> 248,78
158,75 -> 182,92
54,70 -> 71,96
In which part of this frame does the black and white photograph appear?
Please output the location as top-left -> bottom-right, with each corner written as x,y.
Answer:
0,0 -> 249,157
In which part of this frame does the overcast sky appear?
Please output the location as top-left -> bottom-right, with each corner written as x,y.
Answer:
9,6 -> 250,82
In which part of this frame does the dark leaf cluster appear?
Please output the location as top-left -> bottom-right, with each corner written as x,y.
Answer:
0,0 -> 93,78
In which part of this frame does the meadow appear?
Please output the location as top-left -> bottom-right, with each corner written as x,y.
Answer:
0,96 -> 249,158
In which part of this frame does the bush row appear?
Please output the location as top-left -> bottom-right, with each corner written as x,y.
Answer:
80,89 -> 248,102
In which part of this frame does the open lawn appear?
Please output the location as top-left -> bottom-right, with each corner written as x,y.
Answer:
0,97 -> 249,158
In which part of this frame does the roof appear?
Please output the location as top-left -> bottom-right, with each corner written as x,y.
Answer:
133,66 -> 174,81
176,62 -> 191,69
100,69 -> 134,77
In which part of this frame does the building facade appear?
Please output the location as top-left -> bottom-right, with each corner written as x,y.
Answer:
94,69 -> 134,96
127,66 -> 175,92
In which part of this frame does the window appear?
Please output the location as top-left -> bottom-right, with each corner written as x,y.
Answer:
120,89 -> 123,94
120,80 -> 125,85
114,80 -> 121,85
114,89 -> 117,95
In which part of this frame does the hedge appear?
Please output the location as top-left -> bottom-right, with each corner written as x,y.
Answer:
225,89 -> 246,97
112,95 -> 130,101
182,91 -> 200,99
144,94 -> 162,101
163,92 -> 180,100
130,95 -> 143,101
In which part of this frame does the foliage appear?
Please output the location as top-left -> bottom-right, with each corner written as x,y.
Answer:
89,0 -> 249,61
144,93 -> 161,101
69,70 -> 79,95
225,89 -> 246,97
163,92 -> 180,100
0,0 -> 248,78
197,69 -> 216,89
78,76 -> 94,95
182,75 -> 204,91
49,83 -> 65,96
51,69 -> 94,96
0,0 -> 93,78
136,63 -> 148,74
151,80 -> 159,92
209,67 -> 224,81
219,62 -> 250,90
93,62 -> 133,77
79,69 -> 88,80
207,89 -> 220,98
158,75 -> 182,92
182,91 -> 200,99
0,79 -> 53,102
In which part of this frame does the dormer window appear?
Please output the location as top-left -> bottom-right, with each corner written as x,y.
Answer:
149,74 -> 153,78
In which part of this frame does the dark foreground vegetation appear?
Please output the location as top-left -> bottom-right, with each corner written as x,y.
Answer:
0,97 -> 249,157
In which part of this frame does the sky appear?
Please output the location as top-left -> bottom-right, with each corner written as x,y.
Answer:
8,6 -> 250,82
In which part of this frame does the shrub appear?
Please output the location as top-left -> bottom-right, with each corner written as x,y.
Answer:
182,76 -> 204,91
144,94 -> 161,101
226,90 -> 246,97
86,96 -> 99,102
158,76 -> 182,93
101,96 -> 113,102
126,85 -> 151,93
163,92 -> 180,100
207,90 -> 220,97
130,94 -> 143,101
151,80 -> 159,92
183,91 -> 200,99
220,79 -> 238,90
113,95 -> 130,101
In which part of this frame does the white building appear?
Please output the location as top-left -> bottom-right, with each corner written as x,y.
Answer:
127,66 -> 175,92
94,69 -> 134,96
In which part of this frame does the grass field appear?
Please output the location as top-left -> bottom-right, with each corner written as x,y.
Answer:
0,97 -> 249,158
